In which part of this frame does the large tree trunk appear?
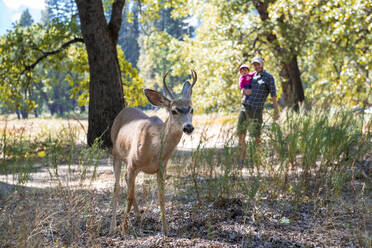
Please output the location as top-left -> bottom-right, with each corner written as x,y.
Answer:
252,0 -> 305,110
75,0 -> 126,147
280,56 -> 305,110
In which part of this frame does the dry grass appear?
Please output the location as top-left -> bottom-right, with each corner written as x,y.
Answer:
0,109 -> 371,247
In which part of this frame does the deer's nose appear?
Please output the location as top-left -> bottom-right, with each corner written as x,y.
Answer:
183,124 -> 194,134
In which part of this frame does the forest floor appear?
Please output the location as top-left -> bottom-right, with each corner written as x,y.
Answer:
0,113 -> 371,247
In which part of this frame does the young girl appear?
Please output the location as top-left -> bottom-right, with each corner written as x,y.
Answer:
239,64 -> 256,104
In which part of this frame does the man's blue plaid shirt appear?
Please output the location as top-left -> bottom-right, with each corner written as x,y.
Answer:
244,70 -> 277,109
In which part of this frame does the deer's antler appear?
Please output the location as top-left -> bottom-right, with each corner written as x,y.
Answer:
163,71 -> 174,99
191,69 -> 197,88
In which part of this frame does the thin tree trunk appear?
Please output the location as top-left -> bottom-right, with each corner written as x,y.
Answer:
75,0 -> 126,147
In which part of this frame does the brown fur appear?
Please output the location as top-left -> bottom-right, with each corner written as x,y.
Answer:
110,71 -> 197,236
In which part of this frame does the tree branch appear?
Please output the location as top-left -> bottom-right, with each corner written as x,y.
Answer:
108,0 -> 126,43
251,0 -> 274,22
251,0 -> 287,56
22,37 -> 84,74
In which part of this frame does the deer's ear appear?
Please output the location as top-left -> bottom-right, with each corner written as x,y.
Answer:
144,89 -> 171,107
181,81 -> 192,99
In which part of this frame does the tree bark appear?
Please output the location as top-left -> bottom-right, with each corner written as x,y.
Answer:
252,0 -> 305,110
279,55 -> 305,110
75,0 -> 126,147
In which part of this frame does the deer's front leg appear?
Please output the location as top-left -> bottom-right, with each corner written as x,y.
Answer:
157,166 -> 168,236
110,158 -> 122,234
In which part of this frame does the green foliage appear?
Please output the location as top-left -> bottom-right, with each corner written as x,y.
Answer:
186,108 -> 371,202
163,1 -> 251,112
137,4 -> 195,98
138,0 -> 270,112
65,44 -> 146,107
300,0 -> 372,107
142,0 -> 371,111
268,107 -> 370,195
138,31 -> 175,90
0,0 -> 370,114
118,47 -> 147,106
0,17 -> 145,112
0,21 -> 79,111
63,45 -> 90,107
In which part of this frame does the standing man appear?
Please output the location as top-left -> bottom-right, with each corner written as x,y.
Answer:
237,57 -> 279,164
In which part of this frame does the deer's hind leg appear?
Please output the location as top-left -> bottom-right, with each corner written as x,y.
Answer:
122,164 -> 140,233
126,167 -> 141,218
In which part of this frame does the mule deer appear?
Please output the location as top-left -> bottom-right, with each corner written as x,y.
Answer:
110,70 -> 197,235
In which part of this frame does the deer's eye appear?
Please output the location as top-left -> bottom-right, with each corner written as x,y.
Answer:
190,108 -> 194,114
171,110 -> 178,115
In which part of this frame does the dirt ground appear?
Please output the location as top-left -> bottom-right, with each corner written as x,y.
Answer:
1,162 -> 369,247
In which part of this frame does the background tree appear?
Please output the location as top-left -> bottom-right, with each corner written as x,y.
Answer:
0,0 -> 132,147
14,9 -> 35,119
0,0 -> 370,143
74,0 -> 126,147
19,9 -> 34,27
251,0 -> 305,110
300,0 -> 371,107
159,0 -> 370,112
137,5 -> 195,95
119,2 -> 140,68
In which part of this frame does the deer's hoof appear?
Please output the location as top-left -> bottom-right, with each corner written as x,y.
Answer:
120,220 -> 129,235
135,214 -> 142,223
162,226 -> 168,236
121,226 -> 129,235
109,224 -> 117,235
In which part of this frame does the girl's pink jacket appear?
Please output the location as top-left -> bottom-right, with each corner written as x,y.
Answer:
239,72 -> 256,89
